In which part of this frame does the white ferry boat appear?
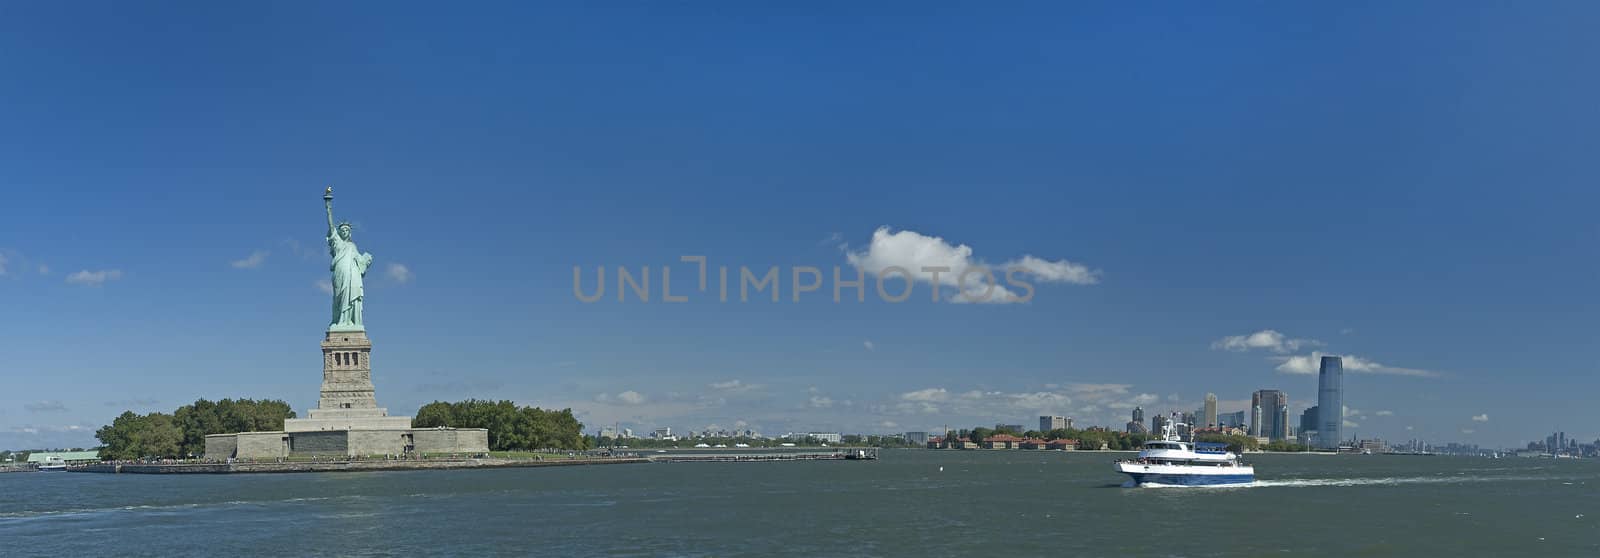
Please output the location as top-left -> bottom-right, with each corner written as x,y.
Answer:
1115,420 -> 1254,487
36,457 -> 68,472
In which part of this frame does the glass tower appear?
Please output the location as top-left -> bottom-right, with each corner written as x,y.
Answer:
1317,356 -> 1343,449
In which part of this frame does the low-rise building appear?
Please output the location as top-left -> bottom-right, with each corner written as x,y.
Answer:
1047,439 -> 1079,451
26,451 -> 101,465
982,434 -> 1024,449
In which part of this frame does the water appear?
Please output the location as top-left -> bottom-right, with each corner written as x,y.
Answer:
1,451 -> 1595,556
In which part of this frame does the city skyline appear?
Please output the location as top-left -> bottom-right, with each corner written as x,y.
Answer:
3,3 -> 1596,450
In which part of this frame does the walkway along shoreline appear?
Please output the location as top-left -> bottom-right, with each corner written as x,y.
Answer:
70,449 -> 878,474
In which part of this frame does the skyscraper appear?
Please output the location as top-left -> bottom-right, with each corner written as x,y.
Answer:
1300,405 -> 1319,446
1251,389 -> 1289,440
1127,406 -> 1147,434
1039,415 -> 1069,432
1317,356 -> 1343,449
1203,393 -> 1218,428
1219,411 -> 1246,428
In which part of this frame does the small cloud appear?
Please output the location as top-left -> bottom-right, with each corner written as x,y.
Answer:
65,269 -> 122,286
616,390 -> 646,405
708,380 -> 757,393
1461,428 -> 1475,434
1212,329 -> 1320,353
878,420 -> 899,429
25,401 -> 68,413
1274,352 -> 1439,378
863,340 -> 875,351
1340,328 -> 1355,335
844,226 -> 1097,304
1471,414 -> 1488,423
386,262 -> 413,283
1406,426 -> 1414,431
231,250 -> 269,269
808,395 -> 834,408
1375,410 -> 1394,416
1004,254 -> 1100,285
37,264 -> 48,275
1343,419 -> 1360,428
900,388 -> 950,402
281,237 -> 317,260
315,279 -> 334,294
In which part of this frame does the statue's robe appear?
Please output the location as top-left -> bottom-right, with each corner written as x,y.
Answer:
329,234 -> 371,327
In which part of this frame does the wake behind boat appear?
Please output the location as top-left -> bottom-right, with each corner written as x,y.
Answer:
1115,418 -> 1254,487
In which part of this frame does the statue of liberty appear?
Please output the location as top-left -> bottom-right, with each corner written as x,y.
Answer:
324,187 -> 374,331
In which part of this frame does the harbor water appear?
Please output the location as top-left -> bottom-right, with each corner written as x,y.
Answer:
1,450 -> 1594,556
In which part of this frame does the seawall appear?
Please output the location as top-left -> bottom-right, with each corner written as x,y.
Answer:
76,457 -> 650,475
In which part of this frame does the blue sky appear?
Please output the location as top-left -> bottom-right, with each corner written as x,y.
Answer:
2,2 -> 1596,449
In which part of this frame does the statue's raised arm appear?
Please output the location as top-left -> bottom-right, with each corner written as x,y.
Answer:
324,186 -> 336,238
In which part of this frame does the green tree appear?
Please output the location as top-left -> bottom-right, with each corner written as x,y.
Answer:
413,401 -> 456,428
968,427 -> 993,444
96,411 -> 183,460
409,400 -> 588,451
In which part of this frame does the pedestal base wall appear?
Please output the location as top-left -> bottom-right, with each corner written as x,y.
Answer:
204,428 -> 489,461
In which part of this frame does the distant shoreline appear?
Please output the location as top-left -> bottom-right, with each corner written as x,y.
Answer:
73,457 -> 649,475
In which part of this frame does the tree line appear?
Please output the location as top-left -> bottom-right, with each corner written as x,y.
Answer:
413,399 -> 589,451
95,398 -> 296,460
946,426 -> 1153,451
591,434 -> 917,449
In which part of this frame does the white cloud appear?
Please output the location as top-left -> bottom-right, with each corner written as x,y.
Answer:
844,226 -> 1097,304
386,263 -> 413,283
1461,428 -> 1475,434
808,396 -> 834,408
65,269 -> 122,286
315,279 -> 334,294
595,391 -> 648,405
231,250 -> 269,269
1064,383 -> 1132,396
884,384 -> 1158,427
1471,414 -> 1488,422
878,420 -> 899,429
1274,352 -> 1439,378
1344,419 -> 1360,428
1212,329 -> 1320,353
708,380 -> 758,393
1375,410 -> 1394,416
1004,255 -> 1100,285
863,340 -> 875,351
24,401 -> 68,413
37,264 -> 48,275
900,388 -> 950,402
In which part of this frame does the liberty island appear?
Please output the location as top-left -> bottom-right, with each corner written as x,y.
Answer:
199,189 -> 489,461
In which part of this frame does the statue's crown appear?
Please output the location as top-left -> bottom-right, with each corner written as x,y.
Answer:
337,221 -> 352,229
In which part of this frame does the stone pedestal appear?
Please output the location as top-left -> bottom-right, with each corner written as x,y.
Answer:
283,330 -> 413,432
207,328 -> 486,460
